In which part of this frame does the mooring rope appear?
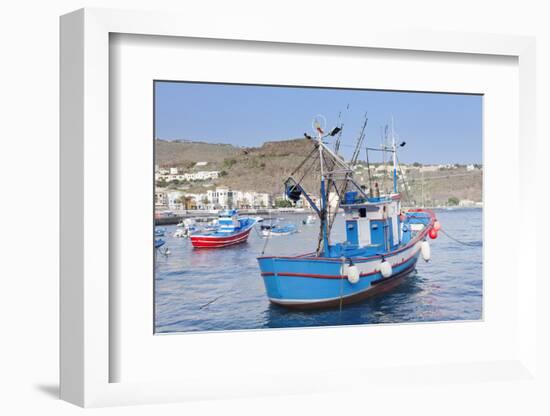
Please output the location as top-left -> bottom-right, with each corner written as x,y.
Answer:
439,228 -> 481,247
199,296 -> 222,309
260,211 -> 274,255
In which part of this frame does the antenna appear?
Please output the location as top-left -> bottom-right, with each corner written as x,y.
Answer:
391,116 -> 398,193
334,111 -> 343,155
312,114 -> 327,139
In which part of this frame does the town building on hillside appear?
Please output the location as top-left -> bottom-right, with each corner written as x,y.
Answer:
459,199 -> 475,207
186,187 -> 270,210
438,163 -> 455,170
166,190 -> 185,210
195,161 -> 208,167
206,186 -> 231,209
155,190 -> 167,208
189,171 -> 219,181
156,170 -> 220,183
419,165 -> 440,173
169,167 -> 179,175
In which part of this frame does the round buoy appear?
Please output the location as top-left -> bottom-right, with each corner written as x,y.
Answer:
429,228 -> 438,239
347,265 -> 360,284
421,241 -> 431,262
380,260 -> 392,278
433,220 -> 441,231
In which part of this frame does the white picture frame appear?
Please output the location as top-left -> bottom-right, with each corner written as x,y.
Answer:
60,8 -> 538,407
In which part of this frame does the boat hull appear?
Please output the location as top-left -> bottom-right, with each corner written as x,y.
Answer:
261,230 -> 296,237
190,224 -> 254,248
265,256 -> 418,310
258,246 -> 422,310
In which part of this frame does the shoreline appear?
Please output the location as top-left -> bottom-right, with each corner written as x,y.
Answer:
154,205 -> 482,225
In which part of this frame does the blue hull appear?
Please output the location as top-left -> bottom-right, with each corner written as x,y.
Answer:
258,250 -> 420,309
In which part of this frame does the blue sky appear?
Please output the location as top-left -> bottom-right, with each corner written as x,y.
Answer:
155,81 -> 482,164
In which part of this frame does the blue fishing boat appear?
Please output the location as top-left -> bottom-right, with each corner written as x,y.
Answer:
190,210 -> 256,248
154,238 -> 165,249
154,227 -> 166,237
257,117 -> 439,309
260,222 -> 297,237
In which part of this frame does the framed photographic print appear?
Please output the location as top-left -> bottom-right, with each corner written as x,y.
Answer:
60,7 -> 539,408
152,81 -> 483,334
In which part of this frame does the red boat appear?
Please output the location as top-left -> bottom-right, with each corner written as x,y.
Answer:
190,210 -> 257,248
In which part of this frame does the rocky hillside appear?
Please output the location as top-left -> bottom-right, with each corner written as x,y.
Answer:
155,139 -> 241,169
155,138 -> 482,205
156,138 -> 319,196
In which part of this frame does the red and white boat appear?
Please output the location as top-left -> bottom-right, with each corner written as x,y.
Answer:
190,210 -> 257,248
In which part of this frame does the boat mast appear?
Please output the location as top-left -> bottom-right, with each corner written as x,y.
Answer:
391,117 -> 398,194
315,120 -> 330,256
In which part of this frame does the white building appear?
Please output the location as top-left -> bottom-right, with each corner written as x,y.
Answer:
234,191 -> 270,208
166,190 -> 184,210
169,167 -> 179,175
186,171 -> 220,181
157,170 -> 220,182
459,199 -> 475,207
419,165 -> 440,173
189,187 -> 270,210
155,190 -> 167,207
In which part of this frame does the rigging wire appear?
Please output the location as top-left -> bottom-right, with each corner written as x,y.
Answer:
295,152 -> 320,187
290,145 -> 319,177
396,154 -> 412,205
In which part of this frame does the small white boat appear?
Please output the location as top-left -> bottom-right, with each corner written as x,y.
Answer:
177,218 -> 196,228
302,214 -> 316,225
173,229 -> 187,238
173,224 -> 199,238
261,223 -> 297,237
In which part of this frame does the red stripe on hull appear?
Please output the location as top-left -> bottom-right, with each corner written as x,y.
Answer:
190,228 -> 252,248
260,251 -> 419,280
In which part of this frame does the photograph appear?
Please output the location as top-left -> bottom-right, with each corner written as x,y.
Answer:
153,81 -> 483,333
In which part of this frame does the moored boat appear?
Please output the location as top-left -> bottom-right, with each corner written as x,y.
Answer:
302,214 -> 316,225
173,225 -> 198,238
260,223 -> 297,237
190,210 -> 256,248
257,116 -> 439,309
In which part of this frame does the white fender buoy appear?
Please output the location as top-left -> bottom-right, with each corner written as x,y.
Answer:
421,241 -> 431,262
347,265 -> 360,284
380,260 -> 392,278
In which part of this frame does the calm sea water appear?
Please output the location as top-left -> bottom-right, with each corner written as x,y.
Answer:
154,208 -> 482,333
